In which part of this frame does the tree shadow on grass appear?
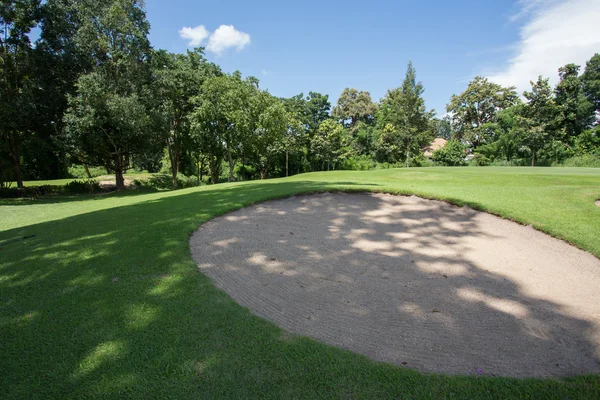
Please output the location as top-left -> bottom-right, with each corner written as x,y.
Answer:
1,181 -> 599,399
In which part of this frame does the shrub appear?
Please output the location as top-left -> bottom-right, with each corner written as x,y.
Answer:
432,140 -> 467,166
471,153 -> 490,166
64,179 -> 101,194
340,155 -> 377,171
410,154 -> 434,167
133,174 -> 201,190
556,154 -> 600,168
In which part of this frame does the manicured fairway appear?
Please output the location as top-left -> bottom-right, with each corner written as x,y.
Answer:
1,167 -> 600,399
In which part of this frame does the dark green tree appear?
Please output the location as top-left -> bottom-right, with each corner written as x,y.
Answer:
0,0 -> 41,188
332,88 -> 377,130
63,0 -> 153,190
447,76 -> 519,148
581,53 -> 600,116
379,61 -> 435,167
555,63 -> 594,144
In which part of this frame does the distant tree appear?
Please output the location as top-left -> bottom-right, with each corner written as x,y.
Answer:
248,92 -> 289,179
434,117 -> 452,140
379,61 -> 435,167
190,74 -> 255,183
447,76 -> 519,148
374,123 -> 402,165
311,119 -> 349,171
476,106 -> 523,162
332,88 -> 377,130
555,64 -> 594,143
305,91 -> 331,134
581,54 -> 600,117
0,0 -> 41,188
63,0 -> 153,190
150,48 -> 220,188
520,76 -> 561,166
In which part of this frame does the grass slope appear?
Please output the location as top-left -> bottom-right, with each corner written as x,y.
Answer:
1,167 -> 599,399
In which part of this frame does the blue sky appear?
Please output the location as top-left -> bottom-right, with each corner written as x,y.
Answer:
145,0 -> 600,115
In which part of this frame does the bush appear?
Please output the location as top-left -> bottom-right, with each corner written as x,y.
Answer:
133,174 -> 201,190
471,153 -> 490,166
64,179 -> 101,194
432,140 -> 467,166
410,154 -> 434,167
556,154 -> 600,168
340,155 -> 377,171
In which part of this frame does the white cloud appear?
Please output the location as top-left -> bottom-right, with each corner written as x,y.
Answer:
487,0 -> 600,94
206,25 -> 251,55
178,25 -> 209,47
179,24 -> 251,56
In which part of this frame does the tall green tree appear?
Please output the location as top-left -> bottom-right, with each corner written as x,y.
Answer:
150,48 -> 219,188
520,76 -> 561,166
310,119 -> 349,171
379,61 -> 435,167
0,0 -> 41,188
447,76 -> 519,148
555,63 -> 593,144
581,54 -> 600,118
332,88 -> 377,130
247,92 -> 289,179
63,0 -> 153,190
190,73 -> 255,183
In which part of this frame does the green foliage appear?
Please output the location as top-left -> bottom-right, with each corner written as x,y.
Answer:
555,63 -> 594,143
340,154 -> 378,171
378,62 -> 435,167
471,153 -> 491,166
556,154 -> 600,168
332,88 -> 377,129
311,119 -> 351,170
432,140 -> 467,166
132,174 -> 200,190
447,76 -> 519,147
573,128 -> 600,156
64,179 -> 100,194
581,53 -> 600,113
68,164 -> 106,178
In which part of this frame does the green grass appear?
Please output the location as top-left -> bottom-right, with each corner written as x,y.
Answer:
9,172 -> 159,187
1,167 -> 599,399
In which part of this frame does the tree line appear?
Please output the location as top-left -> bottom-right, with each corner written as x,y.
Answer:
2,1 -> 599,191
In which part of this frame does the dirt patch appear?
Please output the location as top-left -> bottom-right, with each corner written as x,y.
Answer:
190,193 -> 600,378
595,199 -> 600,207
98,179 -> 132,188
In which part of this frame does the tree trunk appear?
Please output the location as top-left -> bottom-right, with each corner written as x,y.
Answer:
83,163 -> 92,179
531,149 -> 535,167
10,150 -> 24,189
199,156 -> 204,183
114,155 -> 125,190
167,138 -> 178,189
405,148 -> 410,168
209,155 -> 220,185
6,135 -> 24,189
285,150 -> 289,177
227,148 -> 234,182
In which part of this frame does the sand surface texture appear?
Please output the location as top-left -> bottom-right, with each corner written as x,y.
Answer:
190,193 -> 600,377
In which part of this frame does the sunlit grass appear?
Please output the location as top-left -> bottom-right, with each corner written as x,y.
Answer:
1,167 -> 599,399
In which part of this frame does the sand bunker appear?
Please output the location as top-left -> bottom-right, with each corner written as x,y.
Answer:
190,193 -> 600,378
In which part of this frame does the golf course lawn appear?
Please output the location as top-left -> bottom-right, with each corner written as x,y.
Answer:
1,167 -> 599,399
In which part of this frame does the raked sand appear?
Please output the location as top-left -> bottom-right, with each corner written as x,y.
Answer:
190,193 -> 600,377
